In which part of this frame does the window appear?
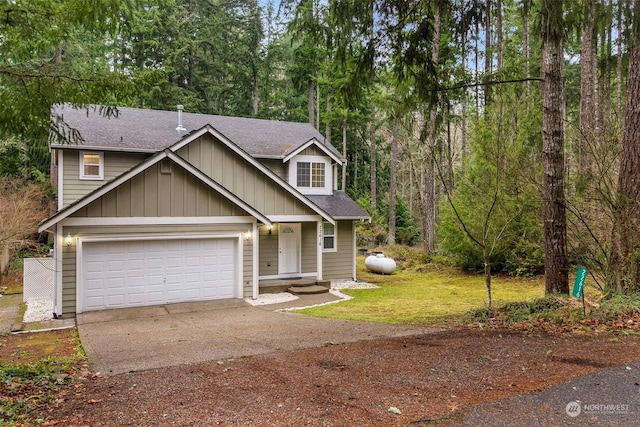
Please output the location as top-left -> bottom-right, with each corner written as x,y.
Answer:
296,161 -> 325,188
289,155 -> 331,195
80,152 -> 103,180
323,222 -> 336,252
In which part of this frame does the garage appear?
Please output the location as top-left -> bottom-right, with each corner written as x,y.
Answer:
80,238 -> 238,312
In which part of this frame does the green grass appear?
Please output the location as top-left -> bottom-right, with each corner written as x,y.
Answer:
298,255 -> 544,325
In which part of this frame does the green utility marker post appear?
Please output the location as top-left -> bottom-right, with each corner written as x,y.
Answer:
572,267 -> 588,315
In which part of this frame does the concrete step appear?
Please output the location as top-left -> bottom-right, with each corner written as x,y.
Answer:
287,285 -> 330,295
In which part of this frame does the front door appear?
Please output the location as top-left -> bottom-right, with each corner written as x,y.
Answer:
279,223 -> 300,276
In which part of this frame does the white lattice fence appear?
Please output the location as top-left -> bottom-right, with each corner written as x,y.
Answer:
23,258 -> 55,303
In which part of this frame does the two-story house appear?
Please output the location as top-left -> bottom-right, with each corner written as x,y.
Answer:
39,104 -> 369,317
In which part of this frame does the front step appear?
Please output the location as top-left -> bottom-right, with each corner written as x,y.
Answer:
288,284 -> 330,295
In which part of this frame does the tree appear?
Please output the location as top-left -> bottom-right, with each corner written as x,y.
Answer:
541,0 -> 569,294
0,0 -> 136,138
612,0 -> 640,294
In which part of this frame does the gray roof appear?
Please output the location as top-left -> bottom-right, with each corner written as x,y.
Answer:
308,191 -> 370,220
51,104 -> 344,160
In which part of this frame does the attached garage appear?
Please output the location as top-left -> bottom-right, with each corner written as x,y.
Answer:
79,237 -> 238,312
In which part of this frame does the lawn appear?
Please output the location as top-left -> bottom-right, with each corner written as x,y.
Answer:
298,256 -> 545,325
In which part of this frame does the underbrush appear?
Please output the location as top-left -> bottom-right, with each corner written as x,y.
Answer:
465,292 -> 640,334
0,332 -> 85,425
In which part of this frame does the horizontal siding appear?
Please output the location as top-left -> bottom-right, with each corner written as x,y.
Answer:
62,151 -> 147,208
60,224 -> 254,316
258,226 -> 278,276
322,221 -> 354,280
301,222 -> 317,274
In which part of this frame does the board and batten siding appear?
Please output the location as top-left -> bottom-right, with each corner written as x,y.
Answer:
322,221 -> 355,280
260,159 -> 287,181
300,145 -> 327,157
62,151 -> 147,208
71,161 -> 246,218
176,134 -> 317,217
60,224 -> 253,316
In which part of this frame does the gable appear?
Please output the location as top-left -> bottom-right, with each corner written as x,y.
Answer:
70,159 -> 248,218
175,133 -> 319,217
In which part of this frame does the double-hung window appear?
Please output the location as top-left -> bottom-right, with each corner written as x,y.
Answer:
79,152 -> 104,180
323,222 -> 336,252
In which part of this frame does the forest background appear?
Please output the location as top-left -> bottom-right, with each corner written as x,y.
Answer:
2,0 -> 640,299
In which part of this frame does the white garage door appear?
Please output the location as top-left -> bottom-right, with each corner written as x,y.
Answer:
81,238 -> 237,312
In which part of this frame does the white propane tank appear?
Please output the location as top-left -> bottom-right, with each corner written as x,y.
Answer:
364,253 -> 397,274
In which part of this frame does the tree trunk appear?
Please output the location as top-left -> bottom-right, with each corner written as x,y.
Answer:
308,79 -> 314,126
496,0 -> 503,71
483,248 -> 492,308
342,120 -> 347,191
522,0 -> 530,91
325,94 -> 332,144
579,0 -> 596,173
388,116 -> 399,244
612,0 -> 640,293
370,109 -> 377,210
484,0 -> 492,105
541,0 -> 569,295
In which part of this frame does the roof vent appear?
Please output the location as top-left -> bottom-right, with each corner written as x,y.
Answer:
176,105 -> 186,132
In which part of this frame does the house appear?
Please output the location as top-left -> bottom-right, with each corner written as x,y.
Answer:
39,104 -> 369,317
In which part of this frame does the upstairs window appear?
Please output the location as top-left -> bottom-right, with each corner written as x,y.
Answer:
288,154 -> 332,195
296,162 -> 325,188
79,152 -> 104,180
323,222 -> 336,252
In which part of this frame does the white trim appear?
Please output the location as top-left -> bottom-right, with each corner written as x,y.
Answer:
316,221 -> 323,280
38,148 -> 273,232
268,215 -> 323,223
57,150 -> 64,211
61,216 -> 256,227
322,221 -> 337,253
55,226 -> 63,316
165,151 -> 271,226
352,220 -> 357,279
53,145 -> 159,154
258,272 -> 318,281
252,222 -> 259,299
283,138 -> 344,164
288,154 -> 332,195
79,151 -> 104,180
170,126 -> 334,223
75,232 -> 243,314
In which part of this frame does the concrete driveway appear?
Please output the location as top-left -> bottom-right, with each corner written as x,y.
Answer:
77,296 -> 434,375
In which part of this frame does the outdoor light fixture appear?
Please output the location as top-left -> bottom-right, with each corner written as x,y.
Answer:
268,225 -> 272,235
65,233 -> 72,247
245,230 -> 252,241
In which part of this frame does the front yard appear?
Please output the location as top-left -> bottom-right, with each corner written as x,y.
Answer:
300,255 -> 544,324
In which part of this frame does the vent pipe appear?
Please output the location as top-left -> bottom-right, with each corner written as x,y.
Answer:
176,105 -> 186,132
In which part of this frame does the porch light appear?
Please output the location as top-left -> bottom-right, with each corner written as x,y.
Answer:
245,230 -> 252,241
65,233 -> 72,247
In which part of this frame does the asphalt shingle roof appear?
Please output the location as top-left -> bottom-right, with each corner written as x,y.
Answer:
51,104 -> 343,160
308,191 -> 370,220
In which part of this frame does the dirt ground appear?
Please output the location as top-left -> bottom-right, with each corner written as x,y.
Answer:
26,327 -> 640,426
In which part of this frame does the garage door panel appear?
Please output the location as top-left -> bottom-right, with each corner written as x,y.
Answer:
81,238 -> 238,312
